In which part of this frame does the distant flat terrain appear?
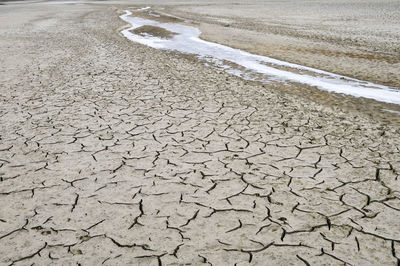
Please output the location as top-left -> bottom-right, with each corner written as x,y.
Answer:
156,0 -> 400,88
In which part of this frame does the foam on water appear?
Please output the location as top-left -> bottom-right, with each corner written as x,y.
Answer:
120,10 -> 400,105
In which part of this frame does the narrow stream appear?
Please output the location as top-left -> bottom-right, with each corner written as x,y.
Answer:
120,9 -> 400,105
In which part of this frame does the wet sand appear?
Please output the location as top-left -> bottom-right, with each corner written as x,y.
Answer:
0,1 -> 400,265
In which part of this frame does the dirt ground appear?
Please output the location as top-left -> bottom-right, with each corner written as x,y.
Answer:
0,1 -> 400,265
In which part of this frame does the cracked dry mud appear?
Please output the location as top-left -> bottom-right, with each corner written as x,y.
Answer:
1,4 -> 400,266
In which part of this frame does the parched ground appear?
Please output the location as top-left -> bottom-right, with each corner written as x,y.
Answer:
0,3 -> 400,265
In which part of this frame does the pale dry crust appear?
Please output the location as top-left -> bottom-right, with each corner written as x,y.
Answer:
0,2 -> 400,266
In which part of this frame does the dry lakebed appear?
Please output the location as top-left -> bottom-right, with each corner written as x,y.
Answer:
1,0 -> 400,265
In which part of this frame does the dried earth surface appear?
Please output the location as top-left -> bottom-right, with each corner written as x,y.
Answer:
0,1 -> 400,265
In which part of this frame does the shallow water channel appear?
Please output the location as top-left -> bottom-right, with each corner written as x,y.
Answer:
120,9 -> 400,105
